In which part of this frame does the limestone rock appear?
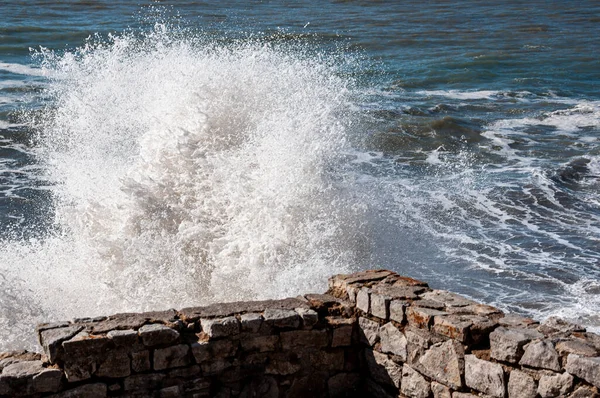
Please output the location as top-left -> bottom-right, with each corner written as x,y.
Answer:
200,317 -> 240,338
537,372 -> 573,397
107,329 -> 138,346
327,317 -> 354,347
379,322 -> 408,361
131,350 -> 151,372
95,349 -> 130,378
431,381 -> 452,398
405,326 -> 446,364
180,298 -> 308,322
565,354 -> 600,388
356,288 -> 371,314
358,317 -> 380,345
556,339 -> 598,357
265,353 -> 300,375
38,325 -> 83,363
295,308 -> 318,328
433,315 -> 473,343
280,329 -> 328,349
498,314 -> 538,328
507,369 -> 537,398
401,364 -> 431,398
240,313 -> 263,333
420,290 -> 477,308
364,349 -> 402,388
191,339 -> 238,363
262,309 -> 300,329
390,300 -> 407,323
32,368 -> 63,393
465,354 -> 505,398
417,339 -> 464,390
570,385 -> 600,398
490,326 -> 543,363
539,316 -> 585,335
123,373 -> 165,391
138,324 -> 179,346
407,307 -> 448,329
519,340 -> 561,371
51,383 -> 107,398
154,344 -> 190,370
310,350 -> 345,371
240,335 -> 279,352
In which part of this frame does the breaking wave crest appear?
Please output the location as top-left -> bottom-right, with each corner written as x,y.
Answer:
0,25 -> 368,350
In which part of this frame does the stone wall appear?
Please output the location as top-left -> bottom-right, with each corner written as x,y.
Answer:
1,270 -> 599,397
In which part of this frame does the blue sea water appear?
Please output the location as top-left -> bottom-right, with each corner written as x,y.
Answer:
0,0 -> 599,350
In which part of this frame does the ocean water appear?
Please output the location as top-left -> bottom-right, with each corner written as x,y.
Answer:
1,1 -> 599,351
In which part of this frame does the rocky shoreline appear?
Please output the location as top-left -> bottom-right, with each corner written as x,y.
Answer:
0,269 -> 599,397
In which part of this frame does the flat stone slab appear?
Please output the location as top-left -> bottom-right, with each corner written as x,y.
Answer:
201,317 -> 240,338
180,298 -> 309,322
262,309 -> 300,329
138,323 -> 179,346
88,310 -> 178,334
38,325 -> 84,363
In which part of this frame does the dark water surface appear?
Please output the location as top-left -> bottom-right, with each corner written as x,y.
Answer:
1,1 -> 599,350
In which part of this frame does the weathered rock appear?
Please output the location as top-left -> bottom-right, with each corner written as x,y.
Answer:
389,300 -> 406,323
405,326 -> 446,364
106,329 -> 138,346
191,339 -> 237,363
407,307 -> 448,329
287,374 -> 327,397
154,344 -> 190,370
519,340 -> 561,371
95,349 -> 130,378
50,383 -> 107,398
433,315 -> 473,343
356,288 -> 371,314
465,354 -> 505,398
370,285 -> 427,320
364,349 -> 402,388
364,377 -> 396,398
32,368 -> 63,393
265,354 -> 300,375
556,339 -> 598,357
446,303 -> 503,317
310,350 -> 345,371
490,327 -> 544,363
328,270 -> 395,295
88,310 -> 177,334
452,393 -> 478,398
379,322 -> 408,361
417,339 -> 464,390
180,298 -> 309,322
498,314 -> 538,328
138,324 -> 179,346
240,313 -> 263,333
262,309 -> 300,329
327,317 -> 355,347
370,290 -> 390,319
507,369 -> 537,398
123,373 -> 165,391
201,359 -> 234,375
570,385 -> 600,398
421,290 -> 477,308
431,381 -> 452,398
200,317 -> 240,338
539,317 -> 585,335
281,329 -> 328,349
295,308 -> 318,328
537,372 -> 573,397
358,317 -> 380,345
1,360 -> 63,394
38,325 -> 83,363
327,373 -> 361,398
159,385 -> 181,397
565,354 -> 600,388
131,350 -> 151,372
401,364 -> 431,398
240,335 -> 279,352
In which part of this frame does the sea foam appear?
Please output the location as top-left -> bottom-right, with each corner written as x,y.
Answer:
0,26 -> 368,351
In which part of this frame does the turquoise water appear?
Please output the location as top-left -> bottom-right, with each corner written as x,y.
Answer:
1,1 -> 599,350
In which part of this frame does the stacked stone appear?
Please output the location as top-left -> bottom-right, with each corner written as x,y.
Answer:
0,297 -> 360,397
328,270 -> 600,398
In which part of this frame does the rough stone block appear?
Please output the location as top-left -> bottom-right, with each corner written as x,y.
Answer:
96,349 -> 131,378
405,326 -> 446,364
452,393 -> 478,398
540,317 -> 585,335
38,325 -> 83,363
537,372 -> 573,397
571,385 -> 600,398
107,329 -> 138,346
1,360 -> 63,394
346,285 -> 359,303
370,290 -> 391,320
565,354 -> 600,388
265,354 -> 301,375
200,359 -> 233,375
508,369 -> 537,398
191,339 -> 237,363
358,317 -> 380,346
431,381 -> 452,398
519,340 -> 561,371
401,364 -> 431,398
417,339 -> 464,390
262,309 -> 300,328
327,317 -> 355,347
310,350 -> 345,371
240,335 -> 279,352
159,385 -> 182,398
240,313 -> 263,333
32,368 -> 63,393
556,339 -> 598,357
465,354 -> 505,398
364,349 -> 402,388
490,326 -> 543,363
407,307 -> 448,330
154,344 -> 190,370
200,317 -> 240,338
327,373 -> 361,398
390,300 -> 406,323
433,315 -> 473,343
295,308 -> 318,328
139,324 -> 179,346
421,290 -> 477,308
356,288 -> 370,314
131,350 -> 151,372
379,322 -> 408,361
498,314 -> 538,328
281,329 -> 328,349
